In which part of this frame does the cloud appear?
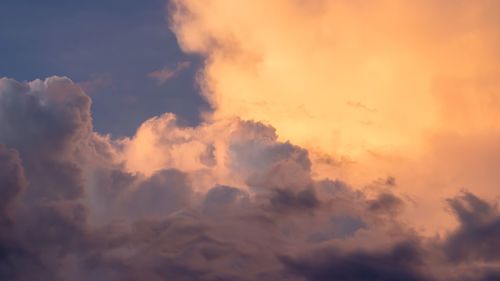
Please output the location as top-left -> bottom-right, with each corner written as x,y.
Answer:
167,1 -> 500,236
77,74 -> 113,94
444,192 -> 500,263
367,192 -> 405,216
148,61 -> 191,85
281,241 -> 431,281
121,169 -> 193,218
202,185 -> 250,216
2,76 -> 500,280
0,77 -> 93,202
169,0 -> 500,158
268,188 -> 320,214
0,145 -> 26,225
3,1 -> 500,277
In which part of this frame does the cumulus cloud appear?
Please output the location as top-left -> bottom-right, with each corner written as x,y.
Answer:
168,0 -> 500,238
2,1 -> 500,279
1,76 -> 500,280
169,0 -> 500,157
0,145 -> 26,225
0,77 -> 92,202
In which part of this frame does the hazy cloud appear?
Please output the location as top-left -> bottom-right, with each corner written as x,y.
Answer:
148,61 -> 191,85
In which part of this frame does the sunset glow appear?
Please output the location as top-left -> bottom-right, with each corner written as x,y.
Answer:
1,1 -> 500,280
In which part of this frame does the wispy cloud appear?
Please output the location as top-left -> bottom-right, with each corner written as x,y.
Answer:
77,73 -> 113,93
148,61 -> 190,85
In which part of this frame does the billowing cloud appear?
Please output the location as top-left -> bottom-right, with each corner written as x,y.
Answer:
169,0 -> 500,156
1,1 -> 500,280
0,77 -> 92,202
169,0 -> 500,236
0,77 -> 499,281
1,76 -> 500,280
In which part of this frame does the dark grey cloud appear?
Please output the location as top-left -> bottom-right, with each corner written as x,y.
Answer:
0,77 -> 91,202
444,192 -> 500,263
478,272 -> 500,281
269,188 -> 320,214
202,185 -> 250,216
122,169 -> 193,218
281,241 -> 432,281
367,192 -> 405,216
0,145 -> 26,225
0,77 -> 96,280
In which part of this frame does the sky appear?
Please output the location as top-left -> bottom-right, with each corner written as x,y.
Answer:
0,0 -> 209,136
1,1 -> 500,281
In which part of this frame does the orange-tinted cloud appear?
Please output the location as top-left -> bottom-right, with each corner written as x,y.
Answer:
168,0 -> 500,233
2,1 -> 500,279
169,0 -> 500,154
148,61 -> 191,85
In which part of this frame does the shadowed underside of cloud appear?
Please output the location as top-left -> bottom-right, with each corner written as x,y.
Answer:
0,76 -> 499,281
281,241 -> 429,281
444,192 -> 500,263
0,145 -> 26,225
